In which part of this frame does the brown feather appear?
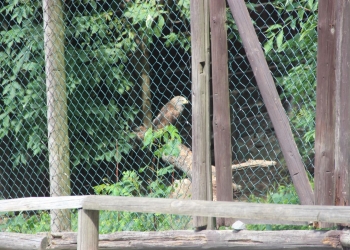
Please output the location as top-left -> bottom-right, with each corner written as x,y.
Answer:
152,96 -> 188,129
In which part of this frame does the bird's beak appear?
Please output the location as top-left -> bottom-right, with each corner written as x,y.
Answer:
184,99 -> 189,104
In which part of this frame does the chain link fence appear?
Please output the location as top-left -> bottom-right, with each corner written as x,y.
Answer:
0,0 -> 317,232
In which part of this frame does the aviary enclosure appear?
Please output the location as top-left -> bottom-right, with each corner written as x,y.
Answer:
0,0 -> 350,249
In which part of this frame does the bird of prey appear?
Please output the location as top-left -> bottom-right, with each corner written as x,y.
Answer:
152,96 -> 189,129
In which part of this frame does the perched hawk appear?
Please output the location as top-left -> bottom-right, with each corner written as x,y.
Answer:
152,96 -> 189,129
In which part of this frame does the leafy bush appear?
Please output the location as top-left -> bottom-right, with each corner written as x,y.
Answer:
247,183 -> 309,231
93,166 -> 191,232
0,0 -> 191,175
0,211 -> 51,233
93,125 -> 191,232
264,0 -> 318,164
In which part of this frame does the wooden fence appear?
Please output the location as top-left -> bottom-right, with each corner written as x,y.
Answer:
1,195 -> 350,250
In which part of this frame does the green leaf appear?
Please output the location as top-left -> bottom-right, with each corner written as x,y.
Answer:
157,165 -> 174,176
264,24 -> 282,33
297,8 -> 305,21
153,129 -> 164,140
162,139 -> 181,157
307,0 -> 314,10
264,37 -> 274,54
91,0 -> 97,9
3,115 -> 10,128
143,127 -> 153,149
276,30 -> 284,51
158,15 -> 165,30
146,14 -> 153,28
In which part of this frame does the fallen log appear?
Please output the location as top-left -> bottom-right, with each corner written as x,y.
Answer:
168,156 -> 276,200
132,100 -> 276,180
0,232 -> 47,250
161,143 -> 193,178
231,159 -> 276,171
162,144 -> 277,178
132,106 -> 277,200
48,230 -> 343,250
0,227 -> 340,249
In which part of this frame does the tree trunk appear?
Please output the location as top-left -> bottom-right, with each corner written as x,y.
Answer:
43,0 -> 71,232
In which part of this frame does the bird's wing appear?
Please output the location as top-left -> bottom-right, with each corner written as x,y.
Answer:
153,102 -> 179,128
153,103 -> 169,128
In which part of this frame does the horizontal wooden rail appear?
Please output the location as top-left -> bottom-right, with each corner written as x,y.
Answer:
1,195 -> 350,224
2,196 -> 350,250
0,196 -> 84,212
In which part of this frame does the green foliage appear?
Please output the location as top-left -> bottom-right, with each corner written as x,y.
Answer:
98,210 -> 190,233
94,170 -> 142,197
269,184 -> 299,204
249,183 -> 299,204
124,0 -> 167,40
0,211 -> 50,233
246,182 -> 333,231
163,0 -> 191,51
0,0 -> 46,167
264,0 -> 318,54
263,0 -> 318,161
94,125 -> 182,198
0,0 -> 191,172
143,125 -> 182,159
246,222 -> 310,231
92,125 -> 190,231
94,167 -> 190,232
247,183 -> 309,230
93,166 -> 191,231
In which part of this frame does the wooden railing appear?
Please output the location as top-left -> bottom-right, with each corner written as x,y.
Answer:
1,196 -> 350,249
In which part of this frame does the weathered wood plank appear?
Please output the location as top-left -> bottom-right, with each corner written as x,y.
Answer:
226,0 -> 314,205
82,195 -> 350,224
77,209 -> 99,250
190,0 -> 211,229
2,196 -> 350,224
335,1 -> 350,211
314,0 -> 337,228
49,230 -> 343,250
0,196 -> 84,212
210,0 -> 233,228
203,0 -> 214,230
0,233 -> 47,250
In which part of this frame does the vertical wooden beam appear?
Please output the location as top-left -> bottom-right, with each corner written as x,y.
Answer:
314,0 -> 336,228
77,209 -> 99,250
190,0 -> 211,230
209,0 -> 233,228
204,0 -> 215,231
43,0 -> 71,232
335,0 -> 350,212
227,0 -> 314,205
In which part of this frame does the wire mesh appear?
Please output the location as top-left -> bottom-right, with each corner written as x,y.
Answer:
0,0 -> 317,232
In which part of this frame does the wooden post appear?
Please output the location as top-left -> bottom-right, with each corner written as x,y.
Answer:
43,0 -> 71,232
204,0 -> 215,231
227,0 -> 314,205
335,1 -> 350,212
209,0 -> 233,228
314,0 -> 337,228
77,209 -> 99,250
190,0 -> 211,230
